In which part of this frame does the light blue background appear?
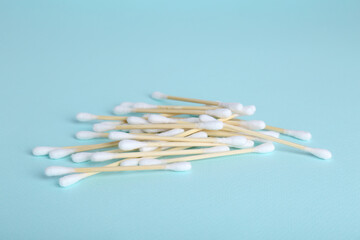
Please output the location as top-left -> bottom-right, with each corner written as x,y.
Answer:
1,0 -> 359,239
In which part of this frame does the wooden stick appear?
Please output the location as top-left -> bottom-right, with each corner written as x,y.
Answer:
113,123 -> 212,130
96,116 -> 127,121
131,108 -> 221,115
74,164 -> 166,173
73,141 -> 119,151
264,125 -> 286,133
139,141 -> 224,148
154,93 -> 221,106
156,105 -> 218,110
122,134 -> 233,144
224,124 -> 307,150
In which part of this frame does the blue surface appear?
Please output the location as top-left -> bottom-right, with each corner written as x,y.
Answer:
1,0 -> 360,239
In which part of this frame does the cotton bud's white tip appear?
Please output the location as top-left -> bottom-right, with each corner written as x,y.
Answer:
129,129 -> 144,134
284,130 -> 312,141
118,140 -> 147,151
127,116 -> 148,125
205,108 -> 232,118
241,105 -> 256,115
157,128 -> 184,137
165,162 -> 192,171
76,112 -> 97,122
75,131 -> 102,140
32,146 -> 58,156
45,166 -> 75,176
242,140 -> 255,148
59,173 -> 88,187
199,114 -> 217,122
239,120 -> 266,130
198,121 -> 224,130
120,158 -> 140,166
140,146 -> 158,152
113,105 -> 133,115
93,123 -> 116,132
217,136 -> 247,146
204,146 -> 230,153
219,102 -> 243,112
49,148 -> 76,159
91,152 -> 117,162
71,152 -> 93,163
188,131 -> 208,138
147,114 -> 177,124
254,143 -> 275,153
132,102 -> 157,109
305,147 -> 332,160
144,129 -> 166,133
138,158 -> 164,166
151,91 -> 168,99
108,131 -> 133,140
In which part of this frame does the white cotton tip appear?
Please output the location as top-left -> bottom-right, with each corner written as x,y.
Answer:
219,102 -> 244,112
144,129 -> 166,133
76,112 -> 98,122
118,140 -> 147,151
199,114 -> 217,122
239,120 -> 266,130
140,146 -> 158,152
71,152 -> 93,163
305,147 -> 332,160
197,121 -> 224,130
241,105 -> 256,116
138,158 -> 165,166
45,166 -> 75,176
49,148 -> 76,159
157,128 -> 184,137
151,91 -> 168,100
242,140 -> 255,148
75,131 -> 103,140
91,152 -> 117,162
117,102 -> 134,107
93,122 -> 117,132
254,142 -> 275,153
188,131 -> 208,138
108,131 -> 134,140
284,129 -> 312,141
32,146 -> 58,156
127,116 -> 148,125
120,158 -> 140,166
147,114 -> 177,124
113,105 -> 133,115
132,102 -> 157,109
165,162 -> 192,171
182,117 -> 200,123
59,173 -> 88,187
217,136 -> 247,146
205,108 -> 232,118
204,146 -> 230,153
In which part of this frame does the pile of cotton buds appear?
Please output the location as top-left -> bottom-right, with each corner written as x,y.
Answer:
33,92 -> 332,187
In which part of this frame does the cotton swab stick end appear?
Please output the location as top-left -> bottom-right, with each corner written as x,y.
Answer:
165,162 -> 192,171
151,91 -> 168,100
305,147 -> 332,160
198,121 -> 224,130
113,105 -> 132,115
188,131 -> 208,138
199,114 -> 216,122
91,152 -> 117,162
127,116 -> 148,125
241,105 -> 256,115
205,108 -> 232,118
59,174 -> 88,187
118,140 -> 147,151
75,131 -> 102,140
45,166 -> 75,176
284,130 -> 312,141
108,131 -> 133,140
76,113 -> 97,122
147,114 -> 177,124
157,128 -> 185,136
49,148 -> 76,159
217,136 -> 247,146
120,159 -> 140,166
71,152 -> 93,163
254,143 -> 275,153
32,146 -> 57,156
93,123 -> 116,132
241,120 -> 266,130
138,158 -> 165,166
219,102 -> 243,112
